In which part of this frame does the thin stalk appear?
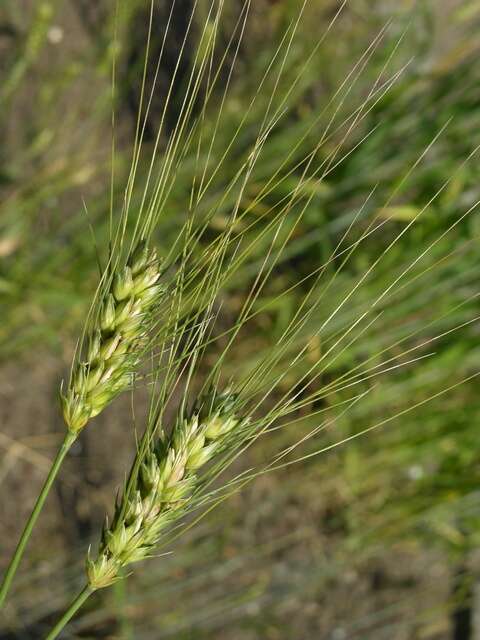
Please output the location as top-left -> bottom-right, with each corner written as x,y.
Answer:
45,584 -> 93,640
0,431 -> 77,607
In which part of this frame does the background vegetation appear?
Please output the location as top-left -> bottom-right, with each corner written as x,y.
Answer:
1,0 -> 480,638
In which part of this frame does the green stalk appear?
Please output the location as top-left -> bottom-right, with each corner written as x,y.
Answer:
45,584 -> 93,640
0,431 -> 77,607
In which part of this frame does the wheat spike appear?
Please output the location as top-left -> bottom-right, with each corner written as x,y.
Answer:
61,241 -> 165,434
86,391 -> 245,589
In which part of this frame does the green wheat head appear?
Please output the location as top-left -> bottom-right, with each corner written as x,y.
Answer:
61,241 -> 165,433
87,390 -> 246,588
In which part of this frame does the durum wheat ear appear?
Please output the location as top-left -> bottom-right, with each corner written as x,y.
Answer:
87,392 -> 246,589
61,240 -> 165,433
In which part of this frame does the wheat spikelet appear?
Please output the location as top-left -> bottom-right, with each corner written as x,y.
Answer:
86,391 -> 245,589
61,240 -> 165,434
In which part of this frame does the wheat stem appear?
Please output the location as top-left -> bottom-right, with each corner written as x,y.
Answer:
0,431 -> 77,608
44,584 -> 93,640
